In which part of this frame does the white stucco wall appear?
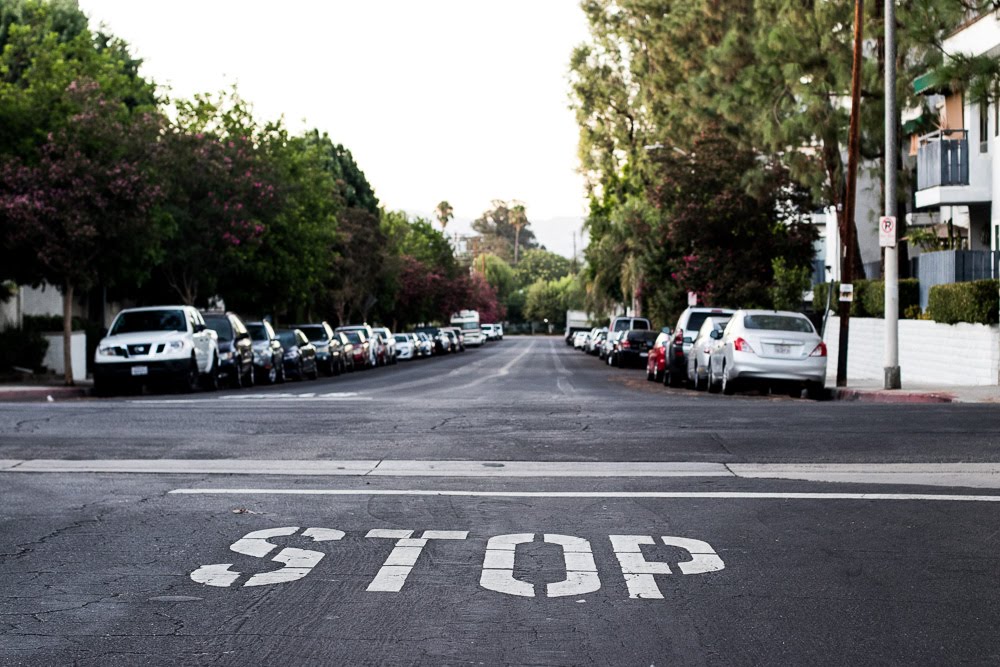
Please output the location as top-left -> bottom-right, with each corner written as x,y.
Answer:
823,315 -> 999,385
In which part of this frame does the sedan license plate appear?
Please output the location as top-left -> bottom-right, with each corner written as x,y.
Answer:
640,352 -> 648,357
131,365 -> 148,376
774,344 -> 791,355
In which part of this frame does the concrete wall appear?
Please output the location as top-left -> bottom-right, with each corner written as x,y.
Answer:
823,315 -> 999,386
41,331 -> 87,382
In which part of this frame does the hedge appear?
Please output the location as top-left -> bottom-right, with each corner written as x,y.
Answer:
813,278 -> 920,318
0,327 -> 49,372
928,280 -> 999,325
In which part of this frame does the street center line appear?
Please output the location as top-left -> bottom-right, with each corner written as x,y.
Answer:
167,489 -> 1000,502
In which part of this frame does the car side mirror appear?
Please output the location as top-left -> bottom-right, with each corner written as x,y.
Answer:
194,323 -> 206,333
709,330 -> 722,340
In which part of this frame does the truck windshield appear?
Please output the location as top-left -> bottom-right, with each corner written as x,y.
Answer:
460,322 -> 478,330
110,310 -> 186,335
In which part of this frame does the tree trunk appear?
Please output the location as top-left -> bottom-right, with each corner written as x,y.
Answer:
514,225 -> 522,265
63,282 -> 74,387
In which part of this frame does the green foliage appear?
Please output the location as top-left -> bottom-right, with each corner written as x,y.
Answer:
813,279 -> 921,318
471,200 -> 538,262
514,249 -> 572,289
0,325 -> 47,372
928,280 -> 999,325
524,279 -> 565,326
480,253 -> 516,302
769,257 -> 811,311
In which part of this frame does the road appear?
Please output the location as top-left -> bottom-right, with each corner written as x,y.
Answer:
2,336 -> 1000,665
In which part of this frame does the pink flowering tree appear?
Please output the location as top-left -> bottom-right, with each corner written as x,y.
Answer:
0,80 -> 163,384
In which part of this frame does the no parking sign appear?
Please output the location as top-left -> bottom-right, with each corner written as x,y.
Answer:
879,216 -> 896,248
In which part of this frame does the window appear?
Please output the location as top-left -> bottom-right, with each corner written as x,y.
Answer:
743,314 -> 815,333
980,100 -> 989,152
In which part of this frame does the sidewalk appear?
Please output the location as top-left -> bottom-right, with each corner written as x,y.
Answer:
827,378 -> 999,404
0,381 -> 91,402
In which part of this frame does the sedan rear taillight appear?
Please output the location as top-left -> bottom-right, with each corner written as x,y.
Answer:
810,342 -> 827,357
621,341 -> 630,349
733,337 -> 755,354
674,329 -> 684,345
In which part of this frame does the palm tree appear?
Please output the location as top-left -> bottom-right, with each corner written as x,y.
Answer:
510,201 -> 527,265
435,200 -> 454,231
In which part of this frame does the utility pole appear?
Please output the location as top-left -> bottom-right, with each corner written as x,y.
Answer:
838,0 -> 864,388
883,0 -> 901,389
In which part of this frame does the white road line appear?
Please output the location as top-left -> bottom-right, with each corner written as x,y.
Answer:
168,489 -> 1000,502
132,394 -> 372,404
0,460 -> 729,476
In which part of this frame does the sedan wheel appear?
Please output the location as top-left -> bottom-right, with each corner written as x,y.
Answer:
707,362 -> 720,394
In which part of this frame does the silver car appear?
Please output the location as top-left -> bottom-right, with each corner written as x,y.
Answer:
707,310 -> 826,398
686,316 -> 730,391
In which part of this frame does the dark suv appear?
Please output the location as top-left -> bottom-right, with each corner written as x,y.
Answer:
201,310 -> 254,388
293,321 -> 343,376
612,329 -> 659,368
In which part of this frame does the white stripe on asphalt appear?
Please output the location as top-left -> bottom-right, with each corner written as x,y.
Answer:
168,489 -> 1000,502
5,460 -> 1000,488
0,460 -> 729,476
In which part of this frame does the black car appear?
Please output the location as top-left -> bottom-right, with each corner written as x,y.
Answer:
294,321 -> 343,376
612,329 -> 659,368
245,320 -> 285,384
333,331 -> 356,372
276,329 -> 318,380
201,310 -> 254,388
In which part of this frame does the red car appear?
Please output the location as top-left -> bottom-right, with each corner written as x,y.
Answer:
343,330 -> 372,369
646,329 -> 673,383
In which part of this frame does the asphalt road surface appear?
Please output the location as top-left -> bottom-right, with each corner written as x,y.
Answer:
2,336 -> 1000,666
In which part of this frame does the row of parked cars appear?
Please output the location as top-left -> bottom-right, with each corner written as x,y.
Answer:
571,307 -> 828,399
92,305 -> 502,395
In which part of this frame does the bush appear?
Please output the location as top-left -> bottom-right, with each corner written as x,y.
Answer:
928,280 -> 999,325
0,327 -> 49,372
813,278 -> 920,318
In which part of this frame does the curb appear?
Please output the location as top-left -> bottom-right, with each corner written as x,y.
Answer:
0,386 -> 89,402
832,388 -> 954,404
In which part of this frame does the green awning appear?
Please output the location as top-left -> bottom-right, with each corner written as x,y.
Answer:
913,71 -> 946,95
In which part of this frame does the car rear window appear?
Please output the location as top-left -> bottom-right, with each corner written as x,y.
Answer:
299,326 -> 328,342
393,335 -> 409,343
628,330 -> 658,342
246,324 -> 269,342
203,315 -> 233,341
743,314 -> 815,333
110,310 -> 186,335
276,331 -> 297,347
345,332 -> 362,344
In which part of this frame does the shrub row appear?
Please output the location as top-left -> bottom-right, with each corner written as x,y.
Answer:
813,279 -> 920,318
927,280 -> 999,325
0,327 -> 48,373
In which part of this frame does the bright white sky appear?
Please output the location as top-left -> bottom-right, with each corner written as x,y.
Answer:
77,0 -> 591,257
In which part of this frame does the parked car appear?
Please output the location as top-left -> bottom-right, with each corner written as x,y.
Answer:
372,327 -> 398,364
612,329 -> 658,368
666,307 -> 736,387
442,326 -> 465,352
394,333 -> 416,360
586,328 -> 607,355
201,310 -> 255,389
342,330 -> 372,369
245,320 -> 285,384
413,332 -> 434,356
442,329 -> 460,353
336,325 -> 378,367
494,324 -> 504,340
482,323 -> 498,341
645,328 -> 673,382
332,331 -> 356,372
294,321 -> 343,376
687,316 -> 730,391
276,329 -> 319,380
609,316 -> 651,337
416,327 -> 451,354
602,330 -> 624,363
573,331 -> 589,349
94,306 -> 219,395
707,310 -> 827,398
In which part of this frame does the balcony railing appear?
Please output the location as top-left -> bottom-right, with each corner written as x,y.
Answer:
917,129 -> 969,190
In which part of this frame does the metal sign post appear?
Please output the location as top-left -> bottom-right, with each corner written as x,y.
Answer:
883,0 -> 901,389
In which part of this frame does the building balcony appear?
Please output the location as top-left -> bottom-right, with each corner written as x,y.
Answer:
915,129 -> 992,208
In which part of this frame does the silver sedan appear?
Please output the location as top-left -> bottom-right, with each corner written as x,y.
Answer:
707,310 -> 826,398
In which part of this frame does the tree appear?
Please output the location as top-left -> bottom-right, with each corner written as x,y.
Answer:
0,79 -> 162,384
480,253 -> 516,303
471,199 -> 539,262
524,279 -> 565,328
513,248 -> 572,289
510,201 -> 528,265
435,200 -> 453,232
